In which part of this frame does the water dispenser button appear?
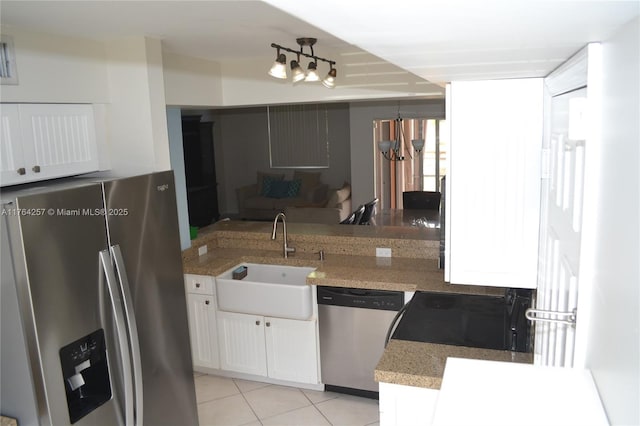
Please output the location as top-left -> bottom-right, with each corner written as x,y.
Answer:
67,373 -> 85,391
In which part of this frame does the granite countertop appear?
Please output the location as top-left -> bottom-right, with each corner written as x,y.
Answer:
182,221 -> 528,390
375,340 -> 533,390
183,247 -> 503,296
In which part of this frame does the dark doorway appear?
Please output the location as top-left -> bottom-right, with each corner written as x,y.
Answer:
181,115 -> 219,227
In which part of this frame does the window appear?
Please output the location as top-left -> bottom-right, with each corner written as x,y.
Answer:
268,104 -> 329,168
1,35 -> 18,85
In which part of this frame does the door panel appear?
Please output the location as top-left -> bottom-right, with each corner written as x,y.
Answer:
103,171 -> 198,426
10,184 -> 121,425
217,311 -> 267,376
534,87 -> 588,367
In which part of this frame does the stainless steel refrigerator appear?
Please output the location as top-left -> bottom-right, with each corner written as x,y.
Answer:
1,171 -> 198,426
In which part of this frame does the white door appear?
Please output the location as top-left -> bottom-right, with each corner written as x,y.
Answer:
264,317 -> 318,384
216,311 -> 267,376
0,104 -> 27,185
531,45 -> 601,367
446,79 -> 543,288
186,293 -> 219,369
17,104 -> 99,181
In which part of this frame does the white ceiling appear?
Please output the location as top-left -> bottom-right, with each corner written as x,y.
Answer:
266,0 -> 640,83
1,0 -> 638,86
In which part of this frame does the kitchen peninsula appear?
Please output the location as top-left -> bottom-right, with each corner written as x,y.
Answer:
182,220 -> 532,386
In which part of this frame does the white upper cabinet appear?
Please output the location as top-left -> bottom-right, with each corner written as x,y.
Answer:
0,103 -> 99,186
446,79 -> 543,288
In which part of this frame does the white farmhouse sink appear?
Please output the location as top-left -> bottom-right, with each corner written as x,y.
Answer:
216,263 -> 315,320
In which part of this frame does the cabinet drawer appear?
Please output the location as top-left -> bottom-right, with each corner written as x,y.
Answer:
185,274 -> 214,295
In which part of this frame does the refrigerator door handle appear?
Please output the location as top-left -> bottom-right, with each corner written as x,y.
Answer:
110,244 -> 144,426
99,249 -> 135,426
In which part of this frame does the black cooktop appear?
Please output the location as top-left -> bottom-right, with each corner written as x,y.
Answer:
391,291 -> 510,351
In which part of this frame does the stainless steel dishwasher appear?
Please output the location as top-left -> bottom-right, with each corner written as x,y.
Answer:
317,286 -> 404,398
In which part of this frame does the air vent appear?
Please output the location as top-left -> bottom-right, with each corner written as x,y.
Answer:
0,35 -> 18,85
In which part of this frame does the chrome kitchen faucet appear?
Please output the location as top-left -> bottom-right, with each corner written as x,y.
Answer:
271,212 -> 295,258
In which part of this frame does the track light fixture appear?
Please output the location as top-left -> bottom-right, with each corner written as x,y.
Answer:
269,38 -> 337,88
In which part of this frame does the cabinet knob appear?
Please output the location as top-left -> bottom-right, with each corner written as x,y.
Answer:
32,165 -> 41,173
255,320 -> 260,326
195,283 -> 201,288
205,300 -> 210,305
17,167 -> 26,175
266,322 -> 271,327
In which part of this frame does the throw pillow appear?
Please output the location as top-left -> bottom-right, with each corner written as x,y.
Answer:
257,171 -> 284,195
261,176 -> 280,196
293,170 -> 321,197
267,180 -> 302,198
287,179 -> 302,197
327,182 -> 351,207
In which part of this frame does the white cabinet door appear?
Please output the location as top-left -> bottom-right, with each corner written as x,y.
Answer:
446,79 -> 543,288
379,382 -> 439,426
264,317 -> 318,384
0,104 -> 27,185
186,293 -> 219,369
0,104 -> 99,186
217,310 -> 267,376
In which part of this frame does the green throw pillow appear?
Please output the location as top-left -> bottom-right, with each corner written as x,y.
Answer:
267,180 -> 301,199
261,176 -> 279,196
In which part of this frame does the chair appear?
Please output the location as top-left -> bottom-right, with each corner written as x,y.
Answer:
358,198 -> 378,225
402,191 -> 441,210
341,205 -> 365,225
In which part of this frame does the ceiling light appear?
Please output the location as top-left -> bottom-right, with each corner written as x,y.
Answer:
268,38 -> 337,88
378,116 -> 423,161
305,62 -> 320,82
322,67 -> 337,89
268,50 -> 287,79
291,56 -> 305,83
411,139 -> 425,153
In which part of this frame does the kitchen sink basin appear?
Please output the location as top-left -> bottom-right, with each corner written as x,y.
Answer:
216,263 -> 316,320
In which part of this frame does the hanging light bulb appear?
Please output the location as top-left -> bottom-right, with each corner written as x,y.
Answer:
305,61 -> 320,82
291,54 -> 305,83
268,49 -> 287,79
322,67 -> 337,88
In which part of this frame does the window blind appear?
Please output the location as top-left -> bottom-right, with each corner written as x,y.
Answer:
268,104 -> 329,168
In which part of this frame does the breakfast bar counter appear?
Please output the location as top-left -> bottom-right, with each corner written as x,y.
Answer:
182,220 -> 531,391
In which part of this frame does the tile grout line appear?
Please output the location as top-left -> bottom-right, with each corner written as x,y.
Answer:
234,379 -> 264,425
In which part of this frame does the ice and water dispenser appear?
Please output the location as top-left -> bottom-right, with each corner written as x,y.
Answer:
59,329 -> 112,423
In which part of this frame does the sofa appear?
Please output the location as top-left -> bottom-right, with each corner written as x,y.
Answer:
236,170 -> 329,220
284,182 -> 352,224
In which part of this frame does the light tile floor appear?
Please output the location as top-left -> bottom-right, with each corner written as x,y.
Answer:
194,373 -> 380,426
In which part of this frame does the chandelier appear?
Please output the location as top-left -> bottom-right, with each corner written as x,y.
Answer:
377,116 -> 425,161
268,38 -> 337,89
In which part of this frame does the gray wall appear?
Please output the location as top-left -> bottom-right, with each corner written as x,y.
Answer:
348,99 -> 445,208
216,103 -> 351,215
585,17 -> 639,425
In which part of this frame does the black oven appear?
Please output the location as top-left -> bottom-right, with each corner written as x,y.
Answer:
389,289 -> 533,352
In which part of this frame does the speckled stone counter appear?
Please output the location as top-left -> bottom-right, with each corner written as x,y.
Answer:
182,220 -> 527,389
375,340 -> 533,389
183,221 -> 502,296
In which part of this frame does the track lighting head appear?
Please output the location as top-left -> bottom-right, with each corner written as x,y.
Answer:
322,67 -> 337,89
268,51 -> 287,79
291,57 -> 305,83
305,62 -> 320,82
268,38 -> 337,88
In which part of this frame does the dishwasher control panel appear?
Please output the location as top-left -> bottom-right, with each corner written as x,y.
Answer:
316,286 -> 404,311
